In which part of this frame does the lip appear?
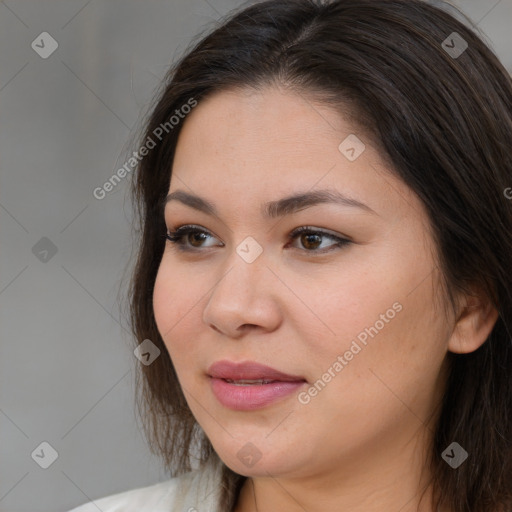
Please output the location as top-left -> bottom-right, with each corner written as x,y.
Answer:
207,360 -> 306,382
207,360 -> 307,411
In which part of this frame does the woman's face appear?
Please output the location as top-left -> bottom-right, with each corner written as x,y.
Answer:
153,86 -> 454,481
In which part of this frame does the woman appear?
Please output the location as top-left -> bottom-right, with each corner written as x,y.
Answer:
69,0 -> 512,511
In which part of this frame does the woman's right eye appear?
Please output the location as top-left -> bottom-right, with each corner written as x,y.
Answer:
165,225 -> 222,251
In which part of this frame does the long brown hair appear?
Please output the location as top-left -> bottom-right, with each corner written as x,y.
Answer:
126,1 -> 512,510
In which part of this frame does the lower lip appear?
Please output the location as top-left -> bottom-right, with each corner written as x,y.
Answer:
210,377 -> 306,411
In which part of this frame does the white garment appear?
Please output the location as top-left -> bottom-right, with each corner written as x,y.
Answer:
67,454 -> 225,512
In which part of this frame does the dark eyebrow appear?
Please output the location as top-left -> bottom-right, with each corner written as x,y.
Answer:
163,188 -> 377,218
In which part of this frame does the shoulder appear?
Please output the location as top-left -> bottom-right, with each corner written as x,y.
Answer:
67,454 -> 224,512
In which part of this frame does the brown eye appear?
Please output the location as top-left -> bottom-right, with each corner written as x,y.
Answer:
300,232 -> 322,250
289,226 -> 351,253
166,225 -> 222,251
188,231 -> 208,247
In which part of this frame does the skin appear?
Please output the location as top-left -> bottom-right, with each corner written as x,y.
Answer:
152,86 -> 498,512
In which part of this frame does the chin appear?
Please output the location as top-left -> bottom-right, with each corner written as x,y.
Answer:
211,437 -> 303,478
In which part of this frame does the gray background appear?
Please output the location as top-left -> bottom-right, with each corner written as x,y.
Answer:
1,1 -> 510,511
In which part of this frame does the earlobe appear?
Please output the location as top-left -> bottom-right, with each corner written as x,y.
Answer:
448,292 -> 500,354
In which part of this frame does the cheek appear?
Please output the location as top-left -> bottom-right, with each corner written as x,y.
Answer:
152,261 -> 198,351
303,247 -> 447,397
153,265 -> 176,339
153,263 -> 208,392
316,279 -> 448,423
294,263 -> 402,357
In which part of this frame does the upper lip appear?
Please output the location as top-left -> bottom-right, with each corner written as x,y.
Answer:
207,360 -> 307,382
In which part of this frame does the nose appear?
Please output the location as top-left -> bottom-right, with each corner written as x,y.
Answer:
202,248 -> 282,338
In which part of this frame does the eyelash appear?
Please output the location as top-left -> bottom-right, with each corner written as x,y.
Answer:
165,224 -> 351,254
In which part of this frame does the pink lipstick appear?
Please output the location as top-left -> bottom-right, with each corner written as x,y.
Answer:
207,360 -> 307,411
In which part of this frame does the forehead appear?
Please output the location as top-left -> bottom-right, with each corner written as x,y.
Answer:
175,86 -> 349,159
169,86 -> 425,226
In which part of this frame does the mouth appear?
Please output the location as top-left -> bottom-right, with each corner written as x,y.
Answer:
222,379 -> 280,385
207,360 -> 307,410
207,359 -> 307,383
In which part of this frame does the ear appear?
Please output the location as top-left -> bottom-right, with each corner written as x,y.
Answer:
448,287 -> 499,354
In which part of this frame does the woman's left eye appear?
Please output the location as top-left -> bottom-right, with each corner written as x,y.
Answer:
287,226 -> 351,252
165,225 -> 351,253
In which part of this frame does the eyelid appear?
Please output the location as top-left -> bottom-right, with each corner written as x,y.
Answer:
166,224 -> 223,247
289,225 -> 352,242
